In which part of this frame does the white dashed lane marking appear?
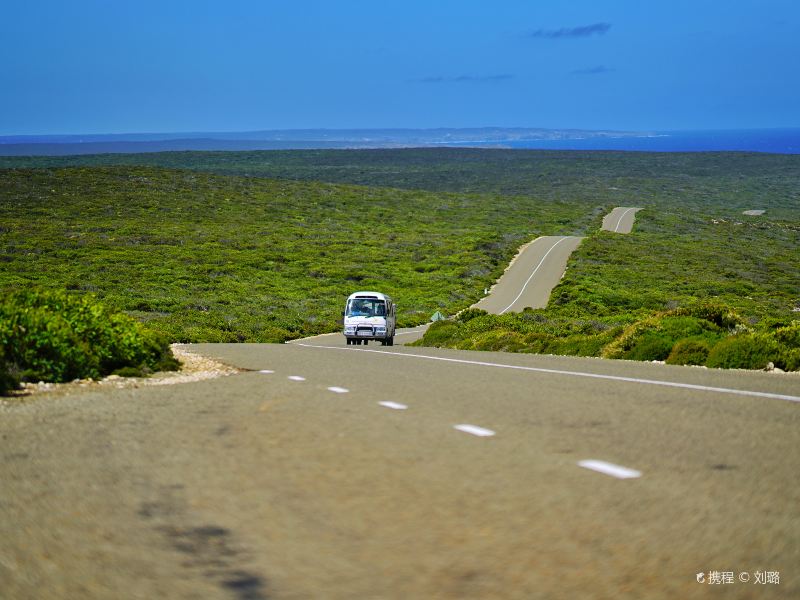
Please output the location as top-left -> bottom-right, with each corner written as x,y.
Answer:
379,401 -> 408,410
258,370 -> 274,374
578,460 -> 642,479
288,376 -> 306,382
454,424 -> 496,437
327,386 -> 349,394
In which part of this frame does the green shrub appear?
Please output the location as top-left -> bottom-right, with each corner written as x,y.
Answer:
706,334 -> 781,370
470,330 -> 527,352
0,346 -> 20,395
782,348 -> 800,371
666,339 -> 712,365
602,311 -> 727,360
601,316 -> 657,359
416,320 -> 460,347
456,307 -> 489,323
521,332 -> 557,353
674,303 -> 746,330
773,321 -> 800,348
622,332 -> 674,362
0,289 -> 179,387
555,330 -> 621,357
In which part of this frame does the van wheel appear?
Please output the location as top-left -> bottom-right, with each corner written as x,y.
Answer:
387,337 -> 394,346
346,338 -> 352,345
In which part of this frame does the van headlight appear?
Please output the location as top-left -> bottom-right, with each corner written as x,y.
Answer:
344,326 -> 356,334
375,326 -> 386,334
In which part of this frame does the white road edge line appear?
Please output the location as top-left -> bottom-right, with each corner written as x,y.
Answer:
499,237 -> 574,314
286,332 -> 340,343
288,376 -> 306,381
579,460 -> 641,479
294,343 -> 800,403
454,424 -> 496,437
327,386 -> 349,394
379,401 -> 408,410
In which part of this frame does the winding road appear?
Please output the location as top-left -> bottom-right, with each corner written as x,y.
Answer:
473,205 -> 640,314
2,207 -> 798,600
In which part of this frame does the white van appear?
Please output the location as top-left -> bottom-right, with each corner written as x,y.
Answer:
343,291 -> 396,346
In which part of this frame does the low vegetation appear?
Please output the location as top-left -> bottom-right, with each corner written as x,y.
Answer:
1,149 -> 798,382
3,148 -> 798,219
412,206 -> 800,370
0,289 -> 179,392
414,303 -> 799,370
0,166 -> 596,346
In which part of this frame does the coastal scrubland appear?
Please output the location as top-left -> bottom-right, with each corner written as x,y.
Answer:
1,149 -> 798,383
0,165 -> 594,342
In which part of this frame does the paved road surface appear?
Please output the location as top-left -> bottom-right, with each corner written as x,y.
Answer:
472,236 -> 584,313
602,207 -> 642,233
2,341 -> 798,599
472,207 -> 641,314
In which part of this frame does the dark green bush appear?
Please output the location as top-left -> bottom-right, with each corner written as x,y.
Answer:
666,339 -> 712,365
782,349 -> 800,372
0,289 -> 179,387
521,332 -> 557,353
674,303 -> 746,330
470,330 -> 527,352
773,321 -> 800,348
621,332 -> 674,362
415,320 -> 460,347
456,307 -> 489,323
602,312 -> 727,360
556,330 -> 621,357
0,346 -> 20,395
706,334 -> 781,370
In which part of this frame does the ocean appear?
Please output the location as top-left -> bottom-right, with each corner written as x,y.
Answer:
447,129 -> 800,154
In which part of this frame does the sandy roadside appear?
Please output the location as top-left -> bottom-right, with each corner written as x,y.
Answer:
1,344 -> 241,402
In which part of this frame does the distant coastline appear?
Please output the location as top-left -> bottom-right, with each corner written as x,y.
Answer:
0,127 -> 798,156
450,129 -> 800,154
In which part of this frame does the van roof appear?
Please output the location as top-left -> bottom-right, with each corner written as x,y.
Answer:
347,291 -> 392,301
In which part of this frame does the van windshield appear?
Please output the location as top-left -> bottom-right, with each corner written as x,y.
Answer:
346,298 -> 386,317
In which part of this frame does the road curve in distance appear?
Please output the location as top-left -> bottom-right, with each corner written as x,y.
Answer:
602,206 -> 642,233
472,235 -> 584,314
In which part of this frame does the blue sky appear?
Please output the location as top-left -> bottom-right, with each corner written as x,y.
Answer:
2,0 -> 798,135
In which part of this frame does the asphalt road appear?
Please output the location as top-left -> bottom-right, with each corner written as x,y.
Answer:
602,207 -> 642,234
472,236 -> 584,313
472,206 -> 641,314
2,341 -> 798,599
